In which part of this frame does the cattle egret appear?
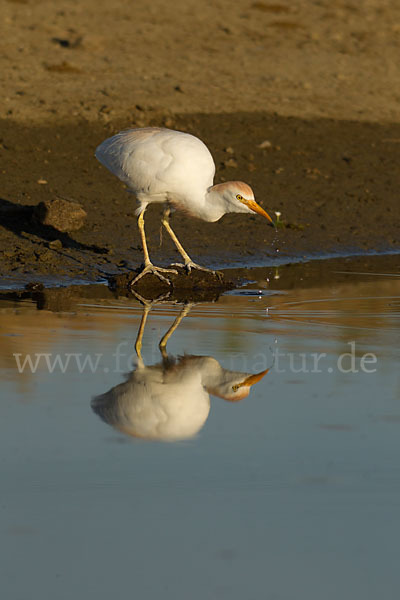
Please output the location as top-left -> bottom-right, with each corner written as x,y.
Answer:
95,127 -> 274,286
92,301 -> 269,441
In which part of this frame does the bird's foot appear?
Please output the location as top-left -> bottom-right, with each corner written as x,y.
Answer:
130,263 -> 178,287
172,260 -> 223,281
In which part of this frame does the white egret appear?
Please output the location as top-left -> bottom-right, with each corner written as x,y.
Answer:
95,127 -> 274,286
92,302 -> 269,441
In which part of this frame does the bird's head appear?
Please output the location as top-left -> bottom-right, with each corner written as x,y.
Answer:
212,181 -> 274,225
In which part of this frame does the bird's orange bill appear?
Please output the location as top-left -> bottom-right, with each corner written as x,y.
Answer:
237,368 -> 270,388
242,198 -> 274,224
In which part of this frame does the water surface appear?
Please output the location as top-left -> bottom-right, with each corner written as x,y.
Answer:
1,257 -> 400,599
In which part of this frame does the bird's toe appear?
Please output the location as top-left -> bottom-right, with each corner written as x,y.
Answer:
172,260 -> 223,280
129,263 -> 178,287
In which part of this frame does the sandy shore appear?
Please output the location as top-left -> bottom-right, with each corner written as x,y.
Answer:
3,0 -> 400,124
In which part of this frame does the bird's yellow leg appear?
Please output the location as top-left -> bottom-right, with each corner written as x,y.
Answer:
159,303 -> 193,359
130,211 -> 178,287
162,209 -> 222,279
138,211 -> 151,266
161,209 -> 191,264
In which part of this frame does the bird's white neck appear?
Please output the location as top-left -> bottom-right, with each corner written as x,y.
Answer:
188,187 -> 233,222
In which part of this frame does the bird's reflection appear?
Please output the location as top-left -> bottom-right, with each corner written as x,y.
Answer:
92,295 -> 269,442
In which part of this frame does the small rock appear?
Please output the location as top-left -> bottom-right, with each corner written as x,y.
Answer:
222,158 -> 238,168
49,239 -> 63,249
34,197 -> 87,232
258,140 -> 272,149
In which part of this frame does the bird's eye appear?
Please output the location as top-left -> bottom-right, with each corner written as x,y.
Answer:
236,194 -> 243,201
232,384 -> 239,392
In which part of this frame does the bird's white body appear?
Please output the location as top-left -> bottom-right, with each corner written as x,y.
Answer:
96,128 -> 220,220
95,127 -> 273,284
96,127 -> 262,222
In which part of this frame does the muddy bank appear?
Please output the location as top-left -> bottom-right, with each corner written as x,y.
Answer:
1,255 -> 398,309
1,111 -> 399,287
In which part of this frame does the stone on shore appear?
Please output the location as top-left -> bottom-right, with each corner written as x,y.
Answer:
34,197 -> 87,232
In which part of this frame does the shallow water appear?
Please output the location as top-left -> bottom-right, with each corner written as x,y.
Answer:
1,257 -> 400,599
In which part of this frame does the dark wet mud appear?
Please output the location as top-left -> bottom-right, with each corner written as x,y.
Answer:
109,266 -> 235,302
2,254 -> 398,309
1,111 -> 399,287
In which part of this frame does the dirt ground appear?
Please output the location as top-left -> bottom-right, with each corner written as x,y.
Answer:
1,0 -> 399,287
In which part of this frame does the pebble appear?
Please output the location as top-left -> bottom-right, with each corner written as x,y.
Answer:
49,239 -> 63,249
223,158 -> 238,168
33,196 -> 87,232
258,140 -> 272,149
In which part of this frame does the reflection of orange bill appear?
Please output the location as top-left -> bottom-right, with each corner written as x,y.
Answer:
238,368 -> 270,388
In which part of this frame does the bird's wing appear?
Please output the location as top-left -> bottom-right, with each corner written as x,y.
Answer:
95,128 -> 216,197
95,128 -> 165,190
